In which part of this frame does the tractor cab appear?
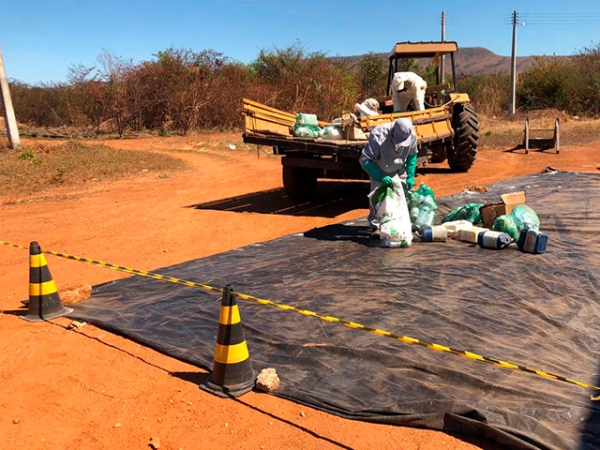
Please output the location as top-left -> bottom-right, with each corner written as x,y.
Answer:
380,41 -> 459,114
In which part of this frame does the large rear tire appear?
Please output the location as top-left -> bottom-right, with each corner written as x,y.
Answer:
282,165 -> 318,203
448,103 -> 479,172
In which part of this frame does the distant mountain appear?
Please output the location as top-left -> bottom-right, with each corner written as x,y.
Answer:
453,47 -> 537,75
335,46 -> 545,75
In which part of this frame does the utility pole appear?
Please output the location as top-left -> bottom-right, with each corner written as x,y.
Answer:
509,10 -> 518,115
440,11 -> 446,84
0,46 -> 21,150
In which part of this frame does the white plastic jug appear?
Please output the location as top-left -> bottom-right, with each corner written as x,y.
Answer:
440,220 -> 473,238
457,226 -> 489,243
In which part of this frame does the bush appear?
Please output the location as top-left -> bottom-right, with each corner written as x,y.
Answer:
8,41 -> 600,134
458,72 -> 510,116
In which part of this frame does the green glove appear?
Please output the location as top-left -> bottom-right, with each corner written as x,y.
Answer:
362,160 -> 385,183
405,153 -> 417,190
381,176 -> 393,187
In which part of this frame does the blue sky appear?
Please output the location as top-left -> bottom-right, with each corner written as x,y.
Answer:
2,0 -> 599,85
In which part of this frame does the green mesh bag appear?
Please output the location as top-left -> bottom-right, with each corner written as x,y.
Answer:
492,215 -> 520,240
492,205 -> 540,240
510,205 -> 540,231
293,124 -> 322,138
442,203 -> 484,225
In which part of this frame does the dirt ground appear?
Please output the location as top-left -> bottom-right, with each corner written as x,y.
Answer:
1,133 -> 599,450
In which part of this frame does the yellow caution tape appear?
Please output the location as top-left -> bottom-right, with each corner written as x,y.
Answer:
2,240 -> 599,398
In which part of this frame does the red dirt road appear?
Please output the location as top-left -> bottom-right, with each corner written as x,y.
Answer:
1,133 -> 598,450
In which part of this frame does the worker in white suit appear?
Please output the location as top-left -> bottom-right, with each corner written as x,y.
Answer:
391,72 -> 427,112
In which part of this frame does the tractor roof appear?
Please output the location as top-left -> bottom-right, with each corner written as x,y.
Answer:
389,41 -> 458,59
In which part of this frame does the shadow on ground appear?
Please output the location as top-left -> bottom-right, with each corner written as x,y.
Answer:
419,166 -> 454,174
186,181 -> 369,218
579,370 -> 600,449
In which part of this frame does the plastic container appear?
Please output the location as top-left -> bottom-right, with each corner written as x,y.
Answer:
457,226 -> 488,243
440,220 -> 473,238
381,239 -> 410,248
517,228 -> 548,254
419,225 -> 448,242
477,230 -> 512,249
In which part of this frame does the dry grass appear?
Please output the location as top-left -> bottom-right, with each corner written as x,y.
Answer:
0,141 -> 188,196
479,110 -> 600,149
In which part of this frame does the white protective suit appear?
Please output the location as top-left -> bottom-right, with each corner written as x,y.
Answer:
359,118 -> 418,228
391,72 -> 427,112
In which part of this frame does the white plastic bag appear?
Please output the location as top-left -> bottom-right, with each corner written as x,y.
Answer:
368,177 -> 412,247
321,125 -> 344,140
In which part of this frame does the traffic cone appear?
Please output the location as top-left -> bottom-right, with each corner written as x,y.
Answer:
201,285 -> 256,397
22,241 -> 73,322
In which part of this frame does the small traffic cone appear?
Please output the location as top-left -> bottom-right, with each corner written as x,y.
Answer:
22,241 -> 73,322
201,285 -> 256,397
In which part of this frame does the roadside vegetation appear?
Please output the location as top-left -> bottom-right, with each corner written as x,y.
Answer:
1,41 -> 599,198
0,141 -> 188,197
2,41 -> 600,140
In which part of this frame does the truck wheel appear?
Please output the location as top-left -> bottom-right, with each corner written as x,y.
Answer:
448,103 -> 479,172
282,165 -> 318,203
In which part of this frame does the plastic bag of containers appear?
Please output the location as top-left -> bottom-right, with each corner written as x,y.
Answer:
293,124 -> 322,138
293,113 -> 322,138
441,203 -> 484,225
407,183 -> 437,232
369,177 -> 412,247
321,125 -> 344,140
492,205 -> 541,240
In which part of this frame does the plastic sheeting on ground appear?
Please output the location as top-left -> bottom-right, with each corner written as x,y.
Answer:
72,171 -> 600,450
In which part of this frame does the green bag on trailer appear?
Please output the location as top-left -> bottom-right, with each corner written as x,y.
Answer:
293,113 -> 322,137
293,124 -> 322,138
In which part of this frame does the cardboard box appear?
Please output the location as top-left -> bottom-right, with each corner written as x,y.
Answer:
345,125 -> 367,141
479,191 -> 527,228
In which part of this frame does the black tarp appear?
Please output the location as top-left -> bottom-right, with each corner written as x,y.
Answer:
72,171 -> 600,450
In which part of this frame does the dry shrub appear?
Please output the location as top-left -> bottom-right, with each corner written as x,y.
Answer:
8,41 -> 600,135
457,72 -> 510,116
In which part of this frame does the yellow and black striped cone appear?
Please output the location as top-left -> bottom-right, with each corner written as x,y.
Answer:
201,285 -> 256,397
22,241 -> 73,322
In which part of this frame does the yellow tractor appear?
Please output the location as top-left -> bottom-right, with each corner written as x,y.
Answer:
242,41 -> 479,203
364,41 -> 479,172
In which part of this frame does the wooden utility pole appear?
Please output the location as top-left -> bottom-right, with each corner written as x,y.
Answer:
440,11 -> 446,84
0,46 -> 21,150
509,10 -> 518,116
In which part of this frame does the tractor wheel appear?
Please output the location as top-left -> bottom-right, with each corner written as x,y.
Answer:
448,103 -> 479,172
282,165 -> 318,203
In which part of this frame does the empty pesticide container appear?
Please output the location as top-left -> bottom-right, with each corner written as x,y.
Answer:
419,225 -> 448,242
457,226 -> 489,244
517,228 -> 548,254
477,230 -> 512,249
440,220 -> 473,238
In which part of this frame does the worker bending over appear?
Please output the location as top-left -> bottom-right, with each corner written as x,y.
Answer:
360,117 -> 418,232
391,72 -> 427,112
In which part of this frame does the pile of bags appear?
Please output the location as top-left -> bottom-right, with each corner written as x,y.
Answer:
441,202 -> 541,241
437,201 -> 546,253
